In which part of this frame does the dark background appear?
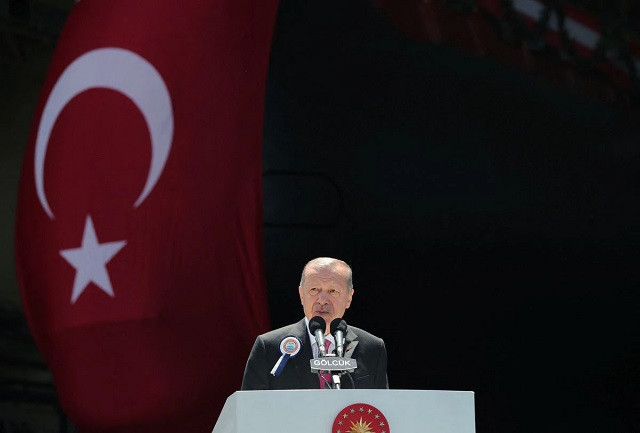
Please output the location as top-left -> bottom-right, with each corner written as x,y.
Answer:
1,0 -> 638,432
262,1 -> 638,432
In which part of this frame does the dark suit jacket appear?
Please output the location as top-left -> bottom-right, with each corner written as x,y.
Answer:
241,318 -> 388,390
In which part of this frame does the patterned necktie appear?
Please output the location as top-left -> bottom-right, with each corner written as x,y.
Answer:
319,340 -> 332,389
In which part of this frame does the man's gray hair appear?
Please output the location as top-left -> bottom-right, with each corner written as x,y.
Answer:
299,257 -> 353,291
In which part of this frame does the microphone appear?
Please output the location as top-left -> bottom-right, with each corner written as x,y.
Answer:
309,316 -> 327,357
330,318 -> 348,358
309,318 -> 358,386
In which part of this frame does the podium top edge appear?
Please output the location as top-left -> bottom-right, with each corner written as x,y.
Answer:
235,389 -> 474,394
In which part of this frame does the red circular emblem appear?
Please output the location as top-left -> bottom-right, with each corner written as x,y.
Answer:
331,403 -> 390,433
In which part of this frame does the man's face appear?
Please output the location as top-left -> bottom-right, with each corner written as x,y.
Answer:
299,264 -> 354,334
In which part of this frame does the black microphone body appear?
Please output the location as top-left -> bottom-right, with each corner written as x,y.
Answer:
309,316 -> 327,357
330,318 -> 348,358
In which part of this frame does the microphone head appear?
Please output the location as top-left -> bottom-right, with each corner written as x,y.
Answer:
330,318 -> 348,335
309,316 -> 327,335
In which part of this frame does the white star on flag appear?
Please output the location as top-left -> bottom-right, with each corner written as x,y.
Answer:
60,215 -> 126,304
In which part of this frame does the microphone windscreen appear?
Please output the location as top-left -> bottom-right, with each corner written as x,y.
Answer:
309,316 -> 326,335
330,318 -> 348,335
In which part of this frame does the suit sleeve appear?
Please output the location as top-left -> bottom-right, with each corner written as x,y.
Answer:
241,336 -> 270,390
377,338 -> 389,389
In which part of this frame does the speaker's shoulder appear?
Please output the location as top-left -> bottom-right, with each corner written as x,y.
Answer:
258,318 -> 306,343
348,324 -> 384,343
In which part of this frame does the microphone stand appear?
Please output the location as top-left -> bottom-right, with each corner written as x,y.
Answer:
320,353 -> 346,390
319,353 -> 337,390
332,373 -> 341,389
333,338 -> 344,389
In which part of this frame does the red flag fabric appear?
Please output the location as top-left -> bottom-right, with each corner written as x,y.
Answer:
14,1 -> 278,432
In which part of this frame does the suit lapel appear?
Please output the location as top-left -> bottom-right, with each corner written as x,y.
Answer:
343,328 -> 359,358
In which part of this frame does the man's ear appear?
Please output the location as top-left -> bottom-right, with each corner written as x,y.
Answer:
346,288 -> 354,308
298,286 -> 303,304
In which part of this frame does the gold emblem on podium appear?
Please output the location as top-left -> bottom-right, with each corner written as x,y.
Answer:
331,403 -> 389,433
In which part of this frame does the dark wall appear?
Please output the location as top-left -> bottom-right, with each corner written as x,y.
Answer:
262,1 -> 639,432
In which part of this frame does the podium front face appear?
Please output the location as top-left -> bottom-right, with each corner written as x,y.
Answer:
212,389 -> 475,433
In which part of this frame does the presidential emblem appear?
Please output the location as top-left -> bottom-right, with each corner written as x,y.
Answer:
332,403 -> 390,433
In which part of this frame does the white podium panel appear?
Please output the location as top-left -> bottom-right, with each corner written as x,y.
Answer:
212,389 -> 475,433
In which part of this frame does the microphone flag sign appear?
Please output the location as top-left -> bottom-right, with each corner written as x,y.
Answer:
14,1 -> 278,432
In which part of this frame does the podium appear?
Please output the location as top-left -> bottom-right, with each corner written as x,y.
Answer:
212,389 -> 475,433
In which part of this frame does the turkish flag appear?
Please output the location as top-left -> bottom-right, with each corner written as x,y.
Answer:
14,1 -> 278,432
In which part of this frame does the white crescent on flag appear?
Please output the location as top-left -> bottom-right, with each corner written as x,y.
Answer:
34,47 -> 174,219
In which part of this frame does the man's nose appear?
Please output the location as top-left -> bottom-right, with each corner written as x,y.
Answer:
317,291 -> 330,303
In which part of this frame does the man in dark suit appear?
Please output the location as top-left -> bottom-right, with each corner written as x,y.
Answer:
241,257 -> 388,390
